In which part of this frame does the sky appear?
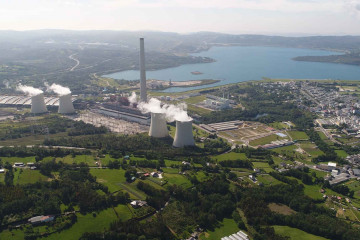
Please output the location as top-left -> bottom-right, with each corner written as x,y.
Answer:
1,0 -> 360,35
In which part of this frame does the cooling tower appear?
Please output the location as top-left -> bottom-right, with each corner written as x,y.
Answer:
58,94 -> 75,114
149,112 -> 169,138
173,120 -> 195,148
139,38 -> 147,102
31,93 -> 47,114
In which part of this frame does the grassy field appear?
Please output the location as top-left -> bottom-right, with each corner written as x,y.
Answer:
90,168 -> 126,193
45,205 -> 132,240
268,203 -> 296,215
317,131 -> 328,140
0,205 -> 132,240
287,131 -> 309,141
0,156 -> 36,164
271,145 -> 297,154
184,95 -> 207,104
250,134 -> 288,146
273,225 -> 329,240
212,152 -> 247,162
252,162 -> 273,173
200,218 -> 240,240
257,175 -> 282,186
164,173 -> 192,188
300,142 -> 324,158
13,169 -> 49,185
335,150 -> 348,158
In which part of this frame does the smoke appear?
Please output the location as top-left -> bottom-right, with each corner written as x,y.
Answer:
128,92 -> 138,105
3,80 -> 10,89
46,83 -> 71,96
16,84 -> 43,96
130,92 -> 192,122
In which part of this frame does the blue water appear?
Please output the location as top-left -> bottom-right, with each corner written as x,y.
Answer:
104,46 -> 360,92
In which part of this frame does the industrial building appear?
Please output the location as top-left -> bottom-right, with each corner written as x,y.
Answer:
200,120 -> 243,132
221,230 -> 249,240
0,95 -> 61,107
97,106 -> 150,125
173,120 -> 195,147
149,112 -> 169,138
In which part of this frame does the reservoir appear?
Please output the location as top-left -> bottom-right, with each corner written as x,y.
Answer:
104,46 -> 360,92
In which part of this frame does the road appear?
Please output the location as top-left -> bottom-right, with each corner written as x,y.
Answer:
69,53 -> 80,71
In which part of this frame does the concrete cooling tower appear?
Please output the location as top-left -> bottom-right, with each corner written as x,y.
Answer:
58,94 -> 75,114
173,120 -> 195,148
31,93 -> 47,114
149,112 -> 169,138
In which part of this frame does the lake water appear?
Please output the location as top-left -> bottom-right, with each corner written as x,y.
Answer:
104,46 -> 360,92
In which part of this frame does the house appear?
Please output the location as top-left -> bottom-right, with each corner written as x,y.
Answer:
28,215 -> 54,225
130,200 -> 147,208
182,161 -> 191,165
124,155 -> 130,160
249,175 -> 256,182
353,169 -> 360,177
143,173 -> 150,177
27,162 -> 35,167
13,162 -> 25,167
151,172 -> 159,177
0,169 -> 5,173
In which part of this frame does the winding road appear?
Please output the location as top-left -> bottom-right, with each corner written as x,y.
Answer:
68,53 -> 80,71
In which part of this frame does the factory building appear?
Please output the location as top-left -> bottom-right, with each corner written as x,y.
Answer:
173,120 -> 195,147
0,95 -> 74,108
200,120 -> 243,132
98,106 -> 150,125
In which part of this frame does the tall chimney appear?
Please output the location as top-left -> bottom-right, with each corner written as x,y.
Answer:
140,38 -> 147,102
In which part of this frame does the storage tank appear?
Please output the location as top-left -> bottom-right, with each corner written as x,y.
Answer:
58,94 -> 75,114
31,93 -> 47,114
173,120 -> 195,147
149,112 -> 169,138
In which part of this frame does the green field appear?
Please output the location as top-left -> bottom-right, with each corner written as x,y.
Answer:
300,142 -> 324,158
200,218 -> 240,240
287,131 -> 309,141
212,152 -> 247,162
45,205 -> 132,240
257,175 -> 282,186
273,225 -> 329,240
0,156 -> 36,164
335,150 -> 348,158
13,169 -> 48,185
250,134 -> 288,146
252,162 -> 273,173
90,168 -> 126,192
164,173 -> 192,188
0,205 -> 132,240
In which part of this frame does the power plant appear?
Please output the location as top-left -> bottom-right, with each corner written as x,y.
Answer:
149,112 -> 169,138
139,38 -> 147,102
173,120 -> 195,148
58,94 -> 75,114
31,93 -> 47,114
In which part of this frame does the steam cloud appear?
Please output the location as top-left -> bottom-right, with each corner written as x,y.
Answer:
129,92 -> 192,122
128,92 -> 138,105
16,84 -> 43,96
46,83 -> 71,96
3,80 -> 10,89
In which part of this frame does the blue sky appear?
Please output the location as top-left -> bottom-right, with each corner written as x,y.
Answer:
1,0 -> 360,35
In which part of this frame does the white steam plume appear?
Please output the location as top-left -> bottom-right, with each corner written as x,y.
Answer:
3,80 -> 10,89
16,84 -> 43,96
46,83 -> 71,96
128,92 -> 138,105
137,97 -> 192,122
